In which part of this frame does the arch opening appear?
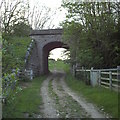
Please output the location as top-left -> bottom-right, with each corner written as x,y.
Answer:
43,41 -> 69,74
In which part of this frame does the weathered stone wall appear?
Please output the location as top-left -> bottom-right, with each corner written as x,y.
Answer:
26,29 -> 67,75
25,42 -> 40,75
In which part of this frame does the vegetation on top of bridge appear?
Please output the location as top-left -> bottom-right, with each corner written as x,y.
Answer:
61,2 -> 120,69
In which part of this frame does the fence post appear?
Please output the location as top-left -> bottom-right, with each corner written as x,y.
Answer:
82,67 -> 84,79
30,69 -> 33,80
98,70 -> 101,86
109,71 -> 112,90
117,66 -> 120,92
90,67 -> 93,85
84,67 -> 86,81
73,65 -> 76,77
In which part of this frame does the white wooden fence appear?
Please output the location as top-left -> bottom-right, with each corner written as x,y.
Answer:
18,69 -> 34,80
73,65 -> 120,91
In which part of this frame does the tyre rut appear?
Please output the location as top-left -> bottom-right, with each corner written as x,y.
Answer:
51,71 -> 91,118
60,73 -> 106,118
40,70 -> 107,118
41,74 -> 58,118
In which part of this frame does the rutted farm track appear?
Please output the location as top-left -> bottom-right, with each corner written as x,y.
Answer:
40,70 -> 106,118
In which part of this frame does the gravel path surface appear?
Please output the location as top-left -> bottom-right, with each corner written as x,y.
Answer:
60,73 -> 105,118
40,70 -> 106,118
41,74 -> 58,118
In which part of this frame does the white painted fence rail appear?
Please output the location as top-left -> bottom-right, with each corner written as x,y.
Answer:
73,65 -> 120,91
19,69 -> 34,80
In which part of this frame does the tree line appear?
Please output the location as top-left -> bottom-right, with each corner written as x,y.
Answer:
62,2 -> 120,68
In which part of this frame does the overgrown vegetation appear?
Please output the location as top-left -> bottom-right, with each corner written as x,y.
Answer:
3,76 -> 46,118
2,36 -> 31,73
61,2 -> 120,68
2,69 -> 20,101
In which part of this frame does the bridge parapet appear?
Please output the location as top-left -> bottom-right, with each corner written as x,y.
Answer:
30,29 -> 63,36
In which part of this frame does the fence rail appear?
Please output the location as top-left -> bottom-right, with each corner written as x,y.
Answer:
18,69 -> 35,80
73,65 -> 120,91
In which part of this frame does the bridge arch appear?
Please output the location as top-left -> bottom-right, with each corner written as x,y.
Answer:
27,29 -> 68,75
43,41 -> 68,74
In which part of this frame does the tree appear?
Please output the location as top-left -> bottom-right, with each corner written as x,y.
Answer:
28,4 -> 56,30
62,2 -> 120,68
0,0 -> 29,34
12,21 -> 31,37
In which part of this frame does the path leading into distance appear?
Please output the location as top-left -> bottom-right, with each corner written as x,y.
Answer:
40,70 -> 108,118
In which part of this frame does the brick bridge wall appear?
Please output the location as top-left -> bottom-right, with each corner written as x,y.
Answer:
26,29 -> 68,75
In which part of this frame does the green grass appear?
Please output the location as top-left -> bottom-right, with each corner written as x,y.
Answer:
49,60 -> 119,118
49,60 -> 69,72
65,73 -> 118,118
48,80 -> 59,105
3,76 -> 46,118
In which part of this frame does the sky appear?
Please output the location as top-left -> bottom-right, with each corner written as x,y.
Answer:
29,0 -> 68,61
29,0 -> 66,28
49,48 -> 68,61
30,0 -> 62,8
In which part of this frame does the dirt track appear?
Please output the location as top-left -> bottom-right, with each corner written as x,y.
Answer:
40,70 -> 107,118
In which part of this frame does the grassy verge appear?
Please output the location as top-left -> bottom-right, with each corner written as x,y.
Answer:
49,60 -> 118,118
3,76 -> 46,118
65,72 -> 118,118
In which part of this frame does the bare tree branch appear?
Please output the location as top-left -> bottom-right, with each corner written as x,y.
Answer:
1,0 -> 29,33
29,4 -> 56,30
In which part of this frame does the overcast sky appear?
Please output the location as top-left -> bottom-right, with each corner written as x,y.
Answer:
29,0 -> 66,28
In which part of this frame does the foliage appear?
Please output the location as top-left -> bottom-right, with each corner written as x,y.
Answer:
12,22 -> 31,37
2,37 -> 31,73
2,69 -> 22,103
0,0 -> 29,34
61,2 -> 120,68
2,76 -> 46,118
